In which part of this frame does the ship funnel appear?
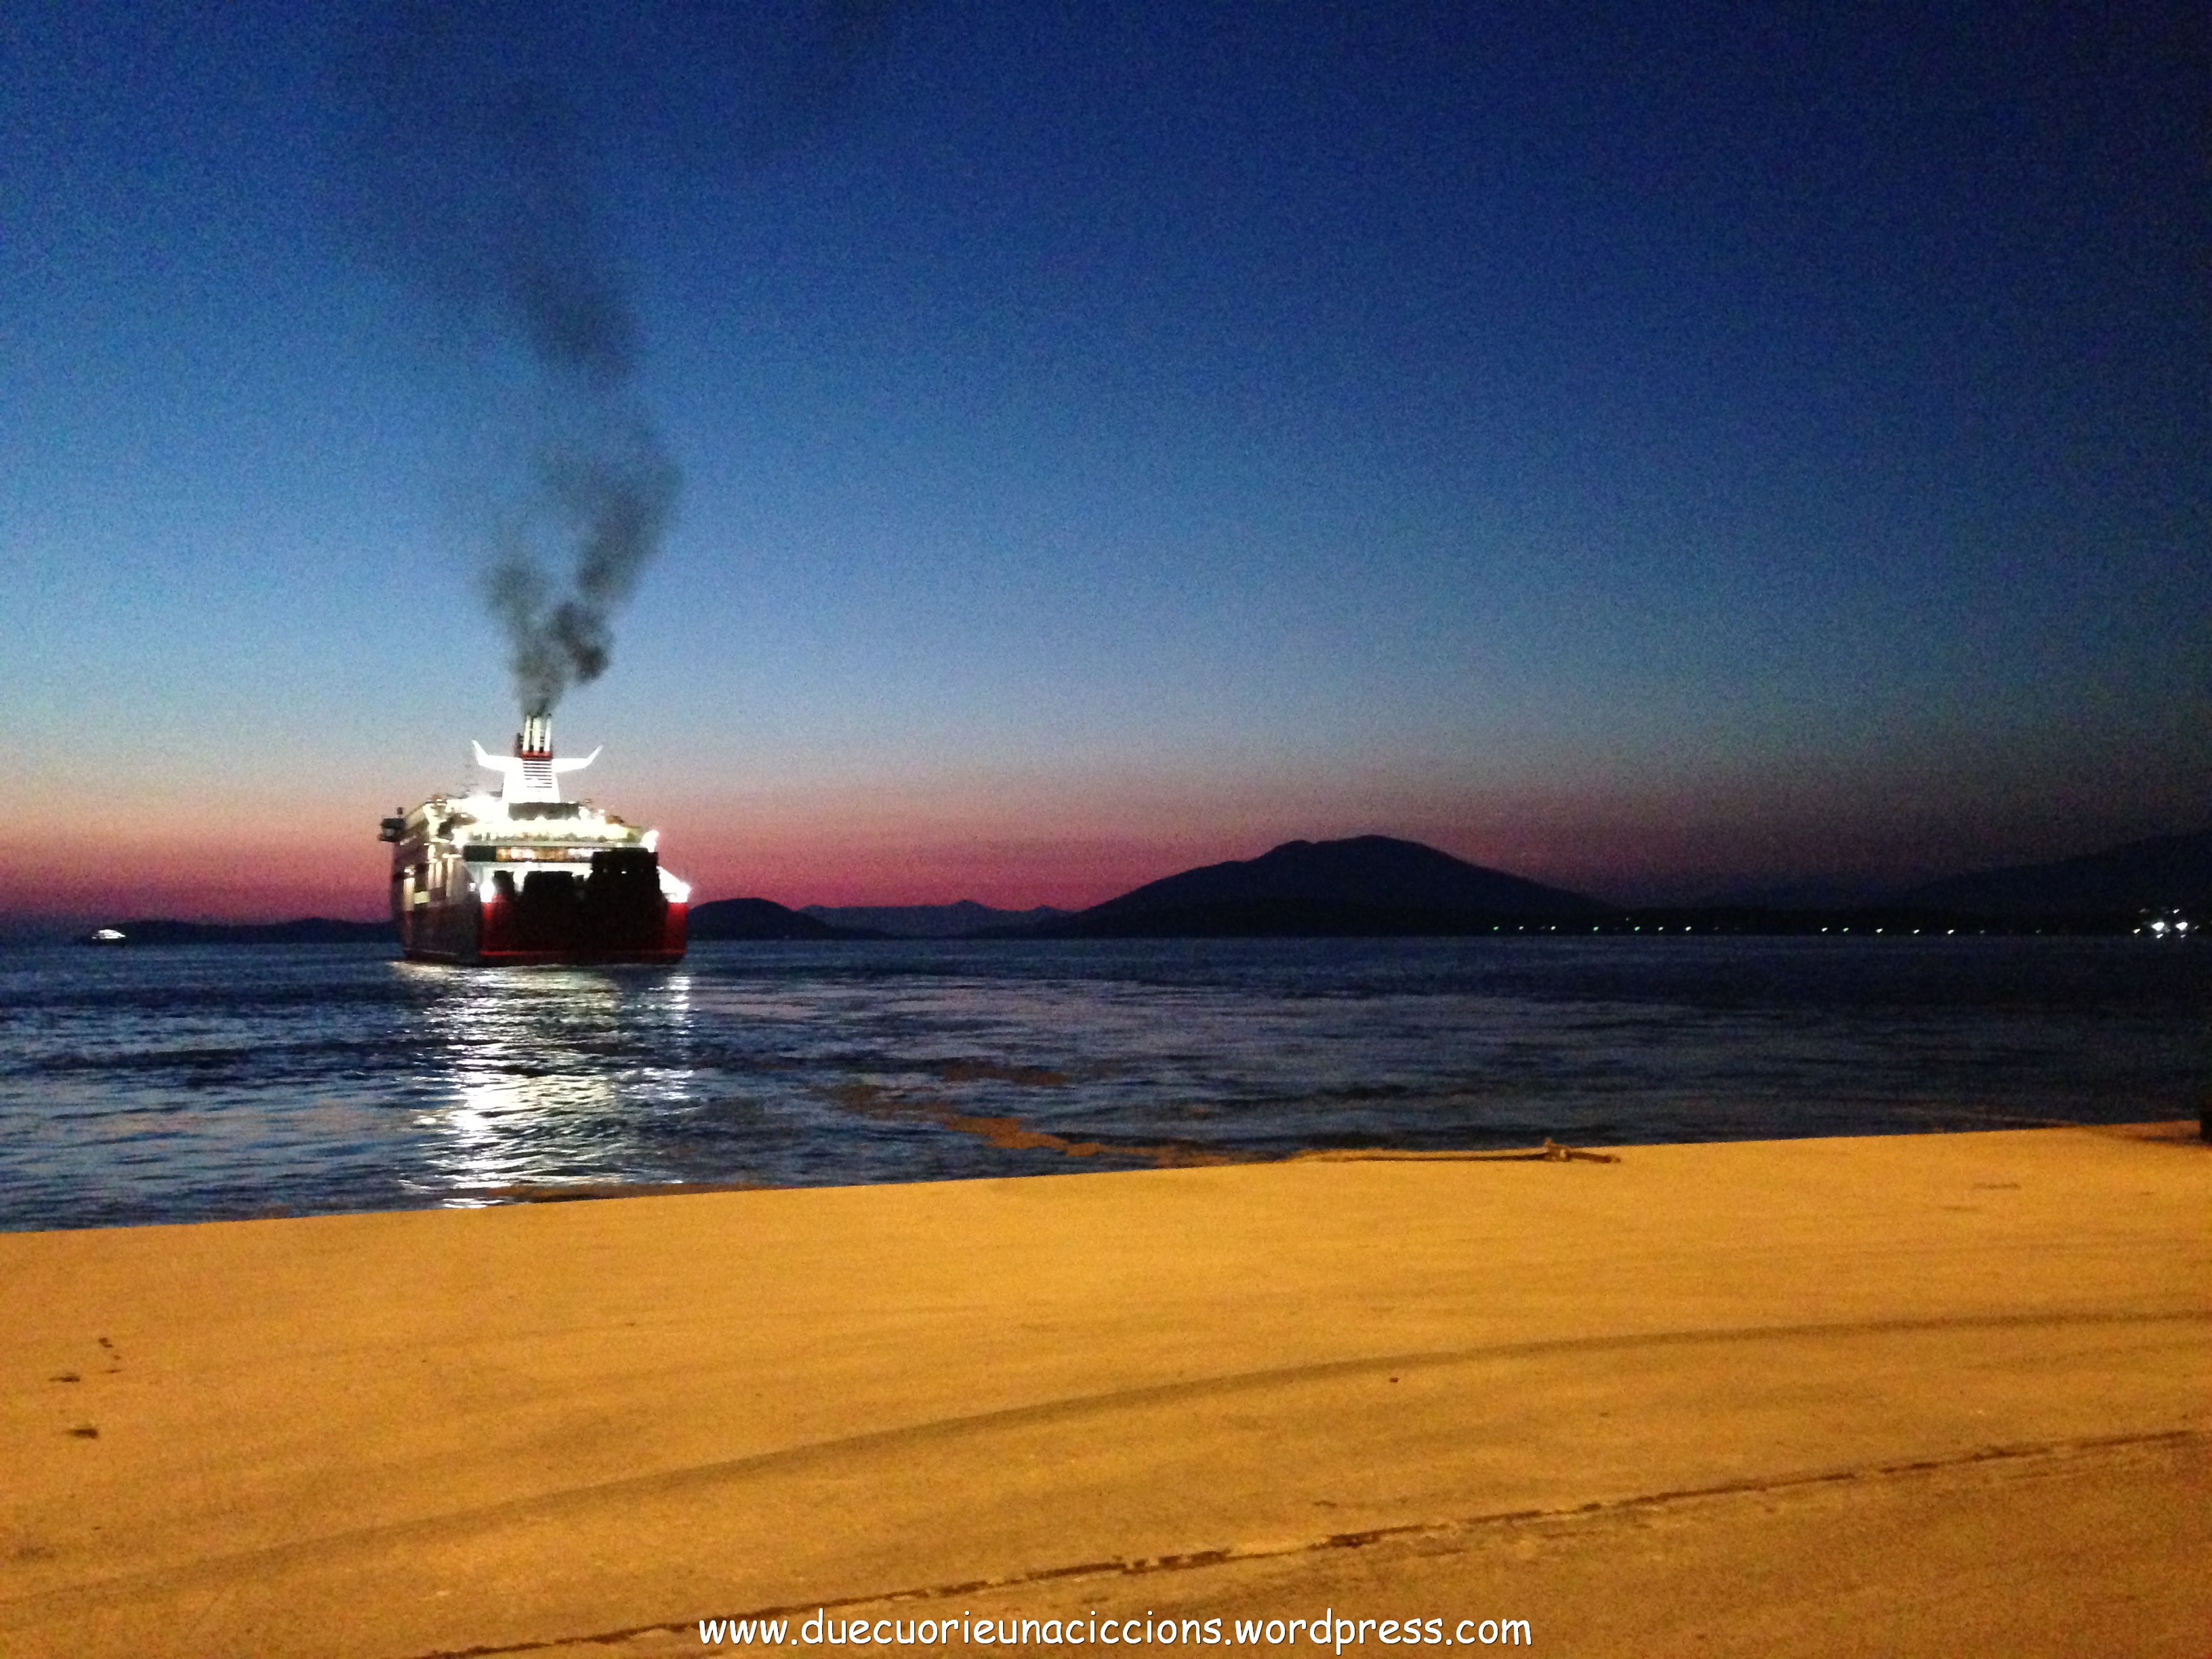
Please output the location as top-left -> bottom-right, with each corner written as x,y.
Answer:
514,713 -> 555,796
472,713 -> 600,804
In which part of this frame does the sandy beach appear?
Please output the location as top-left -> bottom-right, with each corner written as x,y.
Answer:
3,1123 -> 2207,1657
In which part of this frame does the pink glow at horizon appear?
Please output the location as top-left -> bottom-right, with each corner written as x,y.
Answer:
3,747 -> 2172,926
647,750 -> 2165,912
0,835 -> 392,925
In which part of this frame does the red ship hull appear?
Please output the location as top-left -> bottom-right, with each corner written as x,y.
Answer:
398,893 -> 688,966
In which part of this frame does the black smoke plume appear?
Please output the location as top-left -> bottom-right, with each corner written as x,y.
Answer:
485,437 -> 679,716
337,7 -> 681,717
336,5 -> 908,713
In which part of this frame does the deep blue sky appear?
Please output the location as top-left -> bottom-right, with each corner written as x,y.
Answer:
3,1 -> 2207,916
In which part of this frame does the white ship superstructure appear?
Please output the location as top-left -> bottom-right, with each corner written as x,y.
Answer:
379,714 -> 689,964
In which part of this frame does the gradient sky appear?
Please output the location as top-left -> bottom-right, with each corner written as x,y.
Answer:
4,1 -> 2207,922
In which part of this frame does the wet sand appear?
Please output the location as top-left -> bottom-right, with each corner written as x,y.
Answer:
3,1124 -> 2207,1657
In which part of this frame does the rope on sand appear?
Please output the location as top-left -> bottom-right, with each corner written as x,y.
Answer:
1299,1139 -> 1621,1165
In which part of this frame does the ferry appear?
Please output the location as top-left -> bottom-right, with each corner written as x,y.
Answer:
378,715 -> 689,964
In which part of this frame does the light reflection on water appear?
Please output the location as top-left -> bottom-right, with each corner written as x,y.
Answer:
426,966 -> 621,1197
0,936 -> 2205,1230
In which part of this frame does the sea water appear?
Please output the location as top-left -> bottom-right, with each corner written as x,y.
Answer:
1,935 -> 2205,1231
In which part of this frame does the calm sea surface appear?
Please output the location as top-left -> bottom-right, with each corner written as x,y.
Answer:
1,936 -> 2205,1231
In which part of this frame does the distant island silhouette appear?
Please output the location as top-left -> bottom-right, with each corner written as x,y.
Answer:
1896,827 -> 2212,917
83,918 -> 393,946
74,826 -> 2212,944
1010,835 -> 1599,938
687,898 -> 871,941
802,901 -> 1073,939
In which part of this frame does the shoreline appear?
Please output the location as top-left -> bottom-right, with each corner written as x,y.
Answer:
4,1123 -> 2207,1656
14,1115 -> 2202,1235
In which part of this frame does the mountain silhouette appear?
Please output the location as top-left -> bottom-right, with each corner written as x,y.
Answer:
1033,836 -> 1598,937
800,901 -> 1071,938
85,918 -> 390,945
1896,827 -> 2212,917
687,897 -> 878,941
